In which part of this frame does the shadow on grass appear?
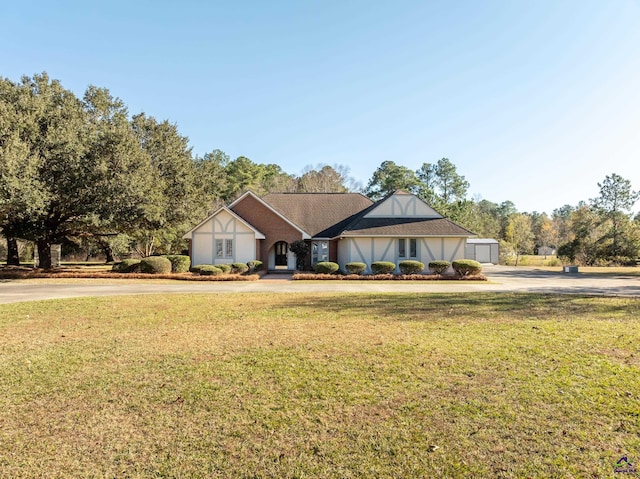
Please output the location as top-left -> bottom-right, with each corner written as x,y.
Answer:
517,284 -> 640,297
278,292 -> 640,322
486,267 -> 640,280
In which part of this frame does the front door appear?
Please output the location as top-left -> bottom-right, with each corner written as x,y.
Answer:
274,241 -> 288,268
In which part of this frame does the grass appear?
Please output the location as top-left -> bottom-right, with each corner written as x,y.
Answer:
1,292 -> 639,478
503,254 -> 563,267
506,255 -> 640,276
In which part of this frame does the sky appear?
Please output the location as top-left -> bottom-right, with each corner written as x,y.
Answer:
2,0 -> 640,214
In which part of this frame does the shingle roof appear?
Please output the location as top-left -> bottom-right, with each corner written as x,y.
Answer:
339,216 -> 475,237
261,193 -> 374,237
260,191 -> 475,238
323,191 -> 475,238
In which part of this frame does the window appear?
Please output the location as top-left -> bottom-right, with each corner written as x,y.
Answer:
409,239 -> 417,258
320,242 -> 328,262
216,239 -> 233,258
311,241 -> 329,264
399,239 -> 417,258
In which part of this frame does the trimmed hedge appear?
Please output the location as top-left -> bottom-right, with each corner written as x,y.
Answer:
140,256 -> 172,274
428,260 -> 451,275
197,265 -> 223,276
399,260 -> 425,274
231,262 -> 249,274
314,261 -> 340,274
371,261 -> 396,274
345,262 -> 367,275
452,259 -> 483,276
247,260 -> 263,273
112,259 -> 141,273
292,273 -> 487,281
163,254 -> 191,273
217,264 -> 232,274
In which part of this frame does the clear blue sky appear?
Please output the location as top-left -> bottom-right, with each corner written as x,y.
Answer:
3,0 -> 640,214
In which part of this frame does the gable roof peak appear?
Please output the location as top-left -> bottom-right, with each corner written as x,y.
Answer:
182,205 -> 266,240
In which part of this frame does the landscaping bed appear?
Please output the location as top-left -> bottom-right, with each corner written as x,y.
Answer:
0,266 -> 260,281
0,256 -> 265,281
296,259 -> 487,280
293,272 -> 487,281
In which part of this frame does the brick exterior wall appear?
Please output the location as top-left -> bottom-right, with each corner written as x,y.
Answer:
329,240 -> 338,263
231,194 -> 304,267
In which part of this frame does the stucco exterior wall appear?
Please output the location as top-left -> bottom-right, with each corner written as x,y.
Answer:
190,209 -> 257,265
419,238 -> 466,263
364,194 -> 440,218
338,237 -> 400,272
338,236 -> 467,272
337,239 -> 349,269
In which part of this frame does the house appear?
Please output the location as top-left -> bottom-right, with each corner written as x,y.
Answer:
182,190 -> 475,272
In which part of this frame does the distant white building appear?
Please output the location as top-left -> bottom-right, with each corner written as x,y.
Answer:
537,246 -> 556,256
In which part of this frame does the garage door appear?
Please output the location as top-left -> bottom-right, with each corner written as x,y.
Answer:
475,245 -> 491,263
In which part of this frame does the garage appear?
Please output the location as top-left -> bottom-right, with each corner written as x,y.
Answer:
465,238 -> 499,264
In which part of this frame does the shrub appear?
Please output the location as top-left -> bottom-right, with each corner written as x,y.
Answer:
247,260 -> 263,272
163,254 -> 191,273
217,264 -> 232,274
399,260 -> 425,275
371,261 -> 396,274
452,259 -> 482,276
289,240 -> 309,271
112,259 -> 141,273
314,261 -> 339,274
197,265 -> 223,276
231,262 -> 249,274
140,256 -> 172,274
544,257 -> 562,267
428,260 -> 451,275
610,256 -> 635,267
345,262 -> 367,275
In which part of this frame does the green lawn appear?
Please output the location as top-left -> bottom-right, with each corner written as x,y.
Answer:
1,293 -> 639,478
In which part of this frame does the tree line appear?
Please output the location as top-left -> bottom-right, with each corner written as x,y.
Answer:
0,74 -> 359,267
1,73 -> 639,267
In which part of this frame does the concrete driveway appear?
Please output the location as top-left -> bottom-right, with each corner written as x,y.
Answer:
0,265 -> 638,304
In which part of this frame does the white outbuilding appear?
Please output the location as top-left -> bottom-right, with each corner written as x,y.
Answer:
465,238 -> 499,264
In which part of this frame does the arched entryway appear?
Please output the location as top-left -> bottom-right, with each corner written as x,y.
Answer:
274,241 -> 288,268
